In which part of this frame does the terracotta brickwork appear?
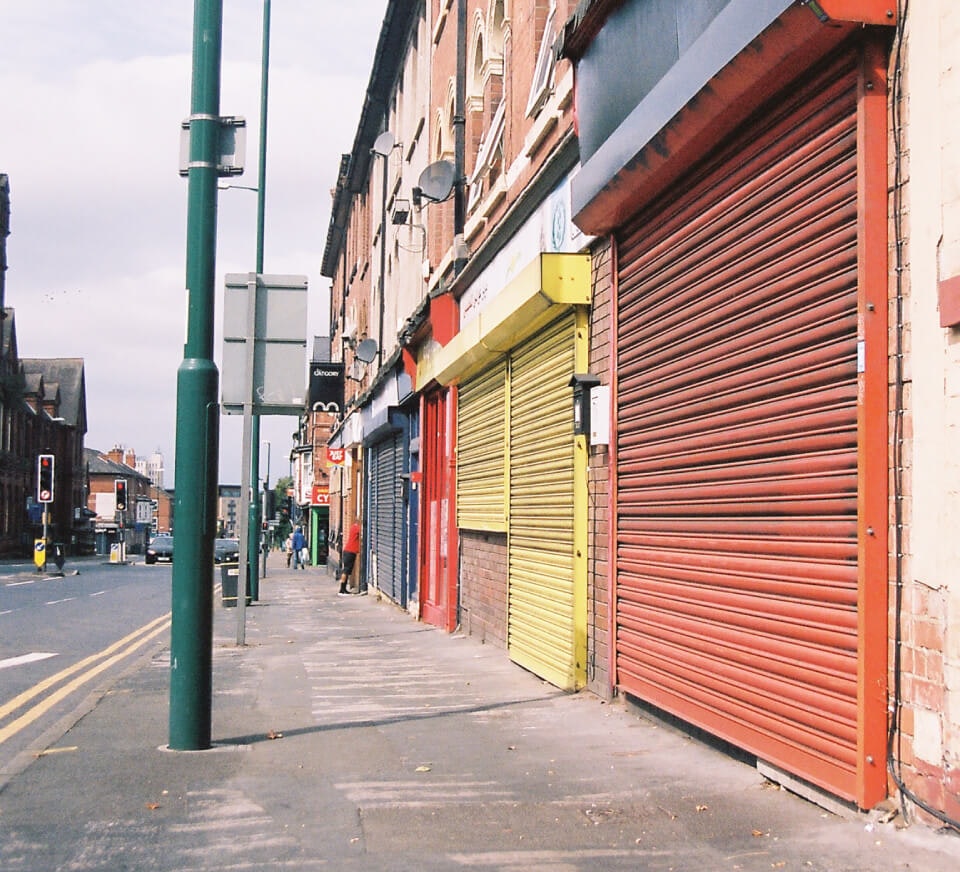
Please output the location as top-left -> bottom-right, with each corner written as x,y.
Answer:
459,529 -> 508,648
587,236 -> 613,698
888,5 -> 960,827
427,1 -> 577,282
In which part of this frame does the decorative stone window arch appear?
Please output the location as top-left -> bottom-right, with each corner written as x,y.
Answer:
434,108 -> 447,161
488,0 -> 506,57
435,77 -> 456,162
526,0 -> 557,118
469,12 -> 487,108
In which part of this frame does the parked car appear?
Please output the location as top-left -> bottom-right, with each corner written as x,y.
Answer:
214,538 -> 241,564
145,534 -> 174,565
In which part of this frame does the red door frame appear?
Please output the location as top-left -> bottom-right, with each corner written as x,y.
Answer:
419,387 -> 459,631
854,32 -> 889,810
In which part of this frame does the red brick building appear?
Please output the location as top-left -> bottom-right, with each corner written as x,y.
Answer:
1,176 -> 91,557
86,446 -> 152,555
318,0 -> 959,830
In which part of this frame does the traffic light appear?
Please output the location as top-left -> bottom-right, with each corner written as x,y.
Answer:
262,488 -> 276,521
115,479 -> 128,511
37,454 -> 55,503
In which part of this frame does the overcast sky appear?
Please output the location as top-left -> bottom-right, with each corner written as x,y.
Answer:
0,1 -> 385,487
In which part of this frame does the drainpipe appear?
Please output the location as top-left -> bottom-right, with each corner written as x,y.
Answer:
453,0 -> 467,276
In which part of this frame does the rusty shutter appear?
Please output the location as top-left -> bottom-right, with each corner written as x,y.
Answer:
509,313 -> 577,689
458,358 -> 507,532
615,56 -> 862,798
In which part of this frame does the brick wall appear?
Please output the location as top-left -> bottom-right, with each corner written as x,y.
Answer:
889,3 -> 960,827
587,236 -> 613,699
459,529 -> 508,649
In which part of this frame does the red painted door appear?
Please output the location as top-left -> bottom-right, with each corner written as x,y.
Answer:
419,388 -> 458,631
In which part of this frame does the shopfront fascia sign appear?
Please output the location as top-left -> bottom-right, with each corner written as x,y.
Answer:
309,362 -> 344,414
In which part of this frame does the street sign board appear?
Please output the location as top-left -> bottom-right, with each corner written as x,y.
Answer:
222,273 -> 309,415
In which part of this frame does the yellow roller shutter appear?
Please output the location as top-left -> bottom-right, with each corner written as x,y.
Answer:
458,358 -> 507,532
508,313 -> 580,689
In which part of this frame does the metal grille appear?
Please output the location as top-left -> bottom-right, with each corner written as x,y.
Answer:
369,433 -> 402,604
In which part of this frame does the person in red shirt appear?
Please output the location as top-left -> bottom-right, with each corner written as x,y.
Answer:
338,521 -> 361,595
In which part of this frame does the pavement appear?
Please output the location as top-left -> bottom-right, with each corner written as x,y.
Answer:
1,557 -> 958,871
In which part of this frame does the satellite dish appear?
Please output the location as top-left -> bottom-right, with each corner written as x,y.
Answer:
355,338 -> 379,363
417,160 -> 455,203
372,131 -> 396,157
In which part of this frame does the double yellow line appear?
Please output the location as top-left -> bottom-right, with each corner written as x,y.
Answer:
0,612 -> 171,746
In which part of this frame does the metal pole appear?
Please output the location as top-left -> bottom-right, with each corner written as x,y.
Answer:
237,274 -> 259,645
169,0 -> 223,751
453,0 -> 467,275
42,508 -> 48,572
377,149 -> 387,370
261,440 -> 270,577
247,0 -> 270,604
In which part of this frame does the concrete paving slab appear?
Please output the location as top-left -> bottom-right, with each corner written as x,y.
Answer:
0,562 -> 957,871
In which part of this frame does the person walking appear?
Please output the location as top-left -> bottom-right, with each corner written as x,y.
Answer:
338,521 -> 361,595
291,526 -> 306,570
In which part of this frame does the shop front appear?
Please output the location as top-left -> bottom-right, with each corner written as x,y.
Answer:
562,0 -> 893,807
424,253 -> 592,690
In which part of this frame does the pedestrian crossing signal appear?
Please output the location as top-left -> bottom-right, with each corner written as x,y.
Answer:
37,454 -> 54,503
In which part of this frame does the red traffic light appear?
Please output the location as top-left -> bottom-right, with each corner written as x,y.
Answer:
37,454 -> 55,503
115,479 -> 128,511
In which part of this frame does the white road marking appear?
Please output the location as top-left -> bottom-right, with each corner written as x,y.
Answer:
0,652 -> 58,670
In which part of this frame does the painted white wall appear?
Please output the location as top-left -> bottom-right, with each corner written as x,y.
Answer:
904,0 -> 960,765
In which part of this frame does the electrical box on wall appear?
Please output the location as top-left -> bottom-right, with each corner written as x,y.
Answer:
569,373 -> 600,437
590,385 -> 610,446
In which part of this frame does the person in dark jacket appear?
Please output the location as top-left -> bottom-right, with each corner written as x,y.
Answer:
338,521 -> 361,595
291,526 -> 306,570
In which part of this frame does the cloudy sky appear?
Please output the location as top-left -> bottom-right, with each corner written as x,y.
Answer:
0,1 -> 385,486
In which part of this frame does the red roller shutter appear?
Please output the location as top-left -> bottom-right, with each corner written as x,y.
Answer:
615,52 -> 869,800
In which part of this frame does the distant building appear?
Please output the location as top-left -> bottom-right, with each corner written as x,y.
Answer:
151,484 -> 173,534
218,485 -> 241,538
136,448 -> 165,489
291,336 -> 338,562
0,176 -> 90,556
85,447 -> 152,555
0,313 -> 90,555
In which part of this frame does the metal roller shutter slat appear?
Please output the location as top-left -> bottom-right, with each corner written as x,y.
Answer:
615,54 -> 862,799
